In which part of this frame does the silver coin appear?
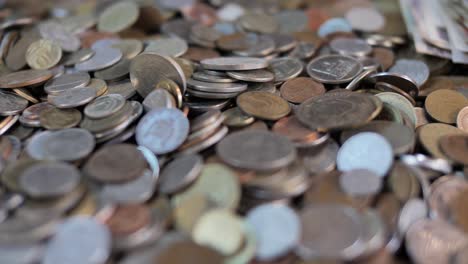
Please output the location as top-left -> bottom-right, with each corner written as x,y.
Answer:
300,139 -> 338,174
187,114 -> 224,142
369,72 -> 419,98
187,78 -> 247,93
397,198 -> 427,236
63,49 -> 95,66
233,34 -> 276,57
345,7 -> 385,32
44,72 -> 91,95
389,59 -> 430,87
330,37 -> 372,57
145,37 -> 188,57
48,87 -> 96,108
274,10 -> 308,34
190,109 -> 222,132
39,21 -> 80,52
185,98 -> 231,112
158,154 -> 203,194
84,94 -> 126,119
93,58 -> 130,81
19,162 -> 81,198
0,243 -> 44,264
248,82 -> 277,93
43,217 -> 111,264
298,204 -> 365,260
192,71 -> 237,83
216,130 -> 296,171
289,41 -> 316,60
227,69 -> 275,83
307,55 -> 363,84
136,108 -> 189,154
106,80 -> 137,99
101,169 -> 157,204
268,34 -> 297,53
26,128 -> 95,161
130,53 -> 187,98
190,24 -> 221,42
179,125 -> 229,155
90,38 -> 121,51
201,57 -> 269,71
75,48 -> 122,72
337,132 -> 393,177
0,91 -> 28,116
142,89 -> 176,112
94,101 -> 142,142
269,57 -> 303,82
246,204 -> 300,261
339,169 -> 383,196
187,88 -> 239,99
360,210 -> 386,257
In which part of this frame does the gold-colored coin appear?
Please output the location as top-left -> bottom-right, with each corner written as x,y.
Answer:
97,1 -> 140,33
425,89 -> 468,124
156,78 -> 183,108
417,123 -> 465,159
40,107 -> 82,130
173,57 -> 195,80
173,194 -> 215,235
68,192 -> 97,216
26,39 -> 62,70
87,78 -> 108,96
222,107 -> 255,127
237,91 -> 291,121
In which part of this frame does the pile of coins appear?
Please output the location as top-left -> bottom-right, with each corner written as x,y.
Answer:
0,0 -> 467,263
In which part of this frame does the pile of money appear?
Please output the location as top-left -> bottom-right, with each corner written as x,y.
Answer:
0,0 -> 467,263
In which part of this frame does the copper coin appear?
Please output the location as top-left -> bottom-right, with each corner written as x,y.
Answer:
273,116 -> 322,143
40,107 -> 82,130
280,77 -> 326,104
104,204 -> 151,236
419,76 -> 455,97
237,91 -> 290,121
182,47 -> 220,62
371,47 -> 395,70
153,241 -> 224,264
456,106 -> 468,132
83,144 -> 147,183
417,123 -> 465,159
0,69 -> 52,88
425,89 -> 468,124
439,134 -> 468,165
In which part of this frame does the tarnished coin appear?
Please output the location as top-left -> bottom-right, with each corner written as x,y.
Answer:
345,7 -> 385,32
106,80 -> 136,99
201,57 -> 268,71
63,49 -> 95,66
269,57 -> 303,82
40,107 -> 82,130
237,91 -> 290,121
417,123 -> 466,159
0,91 -> 28,116
39,21 -> 80,52
153,241 -> 224,264
389,59 -> 429,87
297,92 -> 381,132
182,47 -> 220,62
226,69 -> 275,83
44,72 -> 91,95
337,132 -> 393,177
306,55 -> 363,84
98,1 -> 140,33
372,47 -> 395,70
48,87 -> 96,108
84,94 -> 126,119
273,116 -> 327,147
142,89 -> 176,111
130,53 -> 186,98
246,204 -> 300,261
5,29 -> 39,71
369,72 -> 419,98
216,33 -> 251,51
280,77 -> 325,104
376,92 -> 417,127
0,69 -> 52,88
84,143 -> 147,183
25,39 -> 62,70
19,161 -> 81,198
145,37 -> 188,57
93,58 -> 130,81
159,154 -> 203,195
103,204 -> 151,236
216,130 -> 296,171
232,34 -> 275,57
75,48 -> 122,72
330,37 -> 372,57
439,135 -> 468,165
240,12 -> 278,34
136,108 -> 189,154
425,89 -> 468,124
339,169 -> 383,196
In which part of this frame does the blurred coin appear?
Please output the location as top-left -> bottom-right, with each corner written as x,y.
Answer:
339,169 -> 383,196
274,10 -> 307,33
369,72 -> 418,98
48,87 -> 96,108
240,13 -> 278,34
40,107 -> 82,130
289,41 -> 316,60
145,37 -> 188,57
104,204 -> 151,237
216,33 -> 251,51
372,47 -> 395,70
93,58 -> 130,81
201,57 -> 268,71
300,139 -> 339,175
159,154 -> 203,195
192,71 -> 236,83
142,89 -> 176,111
269,57 -> 303,82
398,198 -> 427,236
376,92 -> 417,127
307,55 -> 363,84
330,37 -> 372,57
182,47 -> 220,62
345,7 -> 385,32
222,107 -> 255,128
0,69 -> 52,88
439,134 -> 468,165
226,69 -> 275,83
25,39 -> 62,70
106,80 -> 136,99
39,21 -> 80,52
153,241 -> 223,264
44,72 -> 90,95
75,48 -> 122,72
457,106 -> 468,132
97,1 -> 139,33
418,123 -> 465,159
188,78 -> 247,93
273,116 -> 327,147
237,91 -> 290,121
63,48 -> 95,66
425,89 -> 468,124
280,77 -> 325,104
389,59 -> 429,87
101,169 -> 156,204
0,91 -> 28,116
84,94 -> 126,119
232,34 -> 275,57
111,39 -> 143,59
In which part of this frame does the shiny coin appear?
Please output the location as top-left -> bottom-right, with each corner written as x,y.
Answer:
98,1 -> 140,33
63,48 -> 95,66
337,132 -> 393,177
142,89 -> 176,111
26,39 -> 62,70
48,87 -> 96,108
136,108 -> 189,154
226,69 -> 275,83
87,78 -> 108,97
44,72 -> 90,95
130,53 -> 186,98
159,154 -> 203,195
84,94 -> 126,119
418,123 -> 466,159
155,79 -> 183,108
439,134 -> 468,165
39,21 -> 80,52
425,89 -> 468,124
0,91 -> 28,116
237,91 -> 290,121
376,92 -> 417,127
222,107 -> 255,128
280,77 -> 325,104
307,55 -> 363,84
0,69 -> 52,89
216,130 -> 296,171
330,37 -> 372,57
339,169 -> 383,196
269,57 -> 303,82
345,7 -> 385,32
145,37 -> 188,57
389,59 -> 429,87
369,72 -> 419,98
190,109 -> 221,132
13,88 -> 39,104
40,107 -> 82,130
19,161 -> 81,198
187,78 -> 247,93
246,204 -> 300,261
84,143 -> 147,183
201,57 -> 268,71
75,48 -> 122,72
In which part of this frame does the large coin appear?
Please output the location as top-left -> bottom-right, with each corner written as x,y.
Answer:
389,59 -> 429,87
25,39 -> 62,70
200,57 -> 269,71
97,1 -> 140,33
425,89 -> 468,124
306,55 -> 363,84
237,91 -> 290,121
40,107 -> 82,130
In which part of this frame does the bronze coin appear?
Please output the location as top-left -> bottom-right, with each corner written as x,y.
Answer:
439,134 -> 468,166
94,58 -> 130,81
425,89 -> 468,124
457,106 -> 468,132
40,107 -> 82,130
216,33 -> 251,51
237,91 -> 291,121
417,123 -> 465,159
273,116 -> 322,143
0,69 -> 52,88
83,143 -> 147,183
79,31 -> 119,49
153,241 -> 224,264
104,204 -> 151,236
182,47 -> 220,62
280,77 -> 326,104
419,76 -> 455,97
371,47 -> 395,70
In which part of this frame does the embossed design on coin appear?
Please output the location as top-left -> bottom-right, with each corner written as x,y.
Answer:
26,39 -> 62,70
306,55 -> 363,84
84,94 -> 126,119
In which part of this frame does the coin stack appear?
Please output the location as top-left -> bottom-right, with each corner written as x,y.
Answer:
0,0 -> 468,264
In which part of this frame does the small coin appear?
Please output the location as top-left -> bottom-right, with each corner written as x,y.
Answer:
237,91 -> 290,121
44,72 -> 91,95
425,89 -> 468,124
142,89 -> 176,111
25,39 -> 62,70
0,69 -> 52,89
339,169 -> 383,196
417,123 -> 465,159
63,48 -> 95,66
187,78 -> 247,93
98,1 -> 140,33
269,57 -> 303,82
93,58 -> 130,81
337,132 -> 393,177
216,130 -> 296,171
330,37 -> 372,57
40,107 -> 82,130
389,59 -> 430,87
0,91 -> 28,116
136,108 -> 189,154
84,143 -> 147,183
306,55 -> 363,84
75,48 -> 122,72
39,21 -> 80,52
280,77 -> 325,104
222,107 -> 255,128
226,69 -> 275,83
345,7 -> 385,32
159,154 -> 203,195
48,87 -> 96,108
145,37 -> 188,57
84,94 -> 126,119
201,57 -> 268,71
19,161 -> 81,198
